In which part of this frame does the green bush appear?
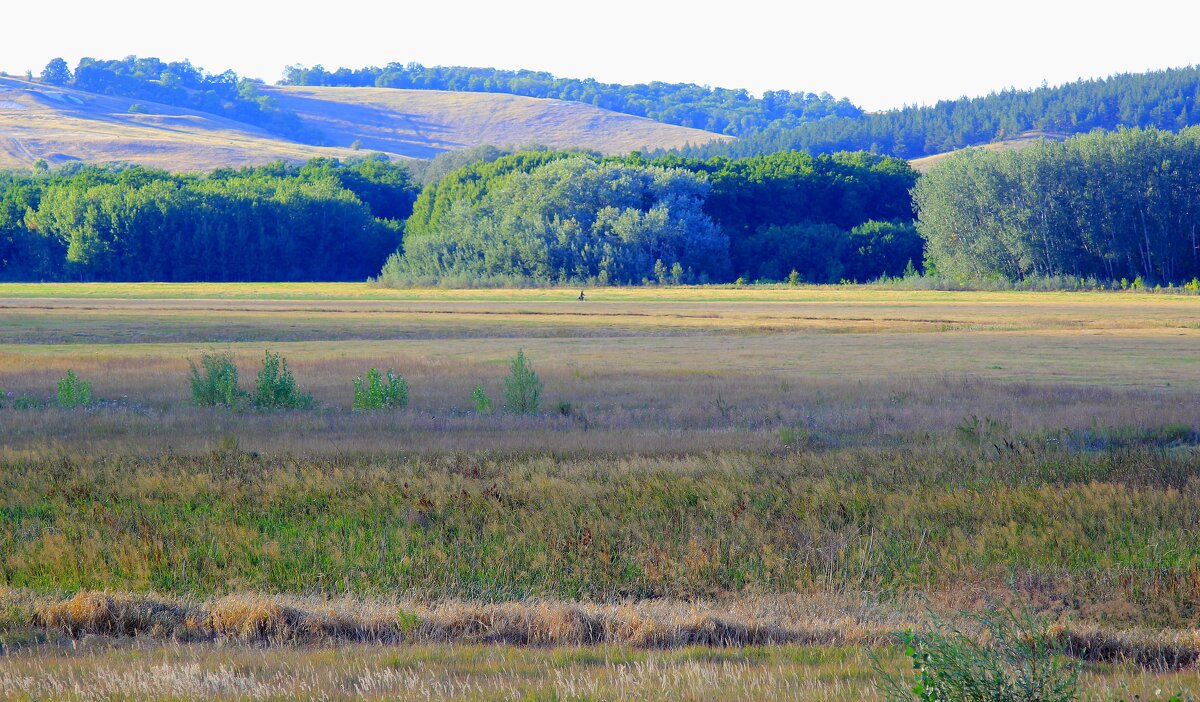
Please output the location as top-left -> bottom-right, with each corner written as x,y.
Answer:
352,368 -> 409,410
253,351 -> 312,411
13,395 -> 44,410
472,384 -> 493,414
56,370 -> 93,408
0,388 -> 6,409
877,605 -> 1078,702
503,349 -> 542,415
189,353 -> 247,408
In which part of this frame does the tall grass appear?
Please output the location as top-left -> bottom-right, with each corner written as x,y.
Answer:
2,446 -> 1199,627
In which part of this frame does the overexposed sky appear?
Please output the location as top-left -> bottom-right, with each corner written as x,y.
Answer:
4,0 -> 1198,111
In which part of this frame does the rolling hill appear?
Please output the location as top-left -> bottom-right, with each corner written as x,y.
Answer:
0,76 -> 730,171
262,85 -> 733,158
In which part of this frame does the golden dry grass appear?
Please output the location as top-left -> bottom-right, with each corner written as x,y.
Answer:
0,77 -> 365,171
5,591 -> 1200,700
0,76 -> 728,170
265,85 -> 732,158
3,284 -> 1200,698
15,589 -> 1200,670
1,285 -> 1197,454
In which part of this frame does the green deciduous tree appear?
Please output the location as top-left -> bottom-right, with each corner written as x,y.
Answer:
40,58 -> 71,86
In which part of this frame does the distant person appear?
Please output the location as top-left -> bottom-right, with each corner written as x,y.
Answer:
577,290 -> 586,301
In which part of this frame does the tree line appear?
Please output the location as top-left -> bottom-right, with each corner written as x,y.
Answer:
281,63 -> 861,136
381,149 -> 920,285
671,65 -> 1200,159
915,127 -> 1200,284
0,157 -> 417,281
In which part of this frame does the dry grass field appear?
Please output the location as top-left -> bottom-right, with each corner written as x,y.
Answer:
1,283 -> 1199,700
264,85 -> 733,158
0,76 -> 728,170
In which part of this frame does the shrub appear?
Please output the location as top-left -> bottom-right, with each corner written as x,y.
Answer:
13,394 -> 44,410
56,370 -> 93,408
503,349 -> 542,415
472,384 -> 493,414
189,353 -> 247,408
253,351 -> 312,411
877,605 -> 1078,702
352,368 -> 409,410
0,388 -> 6,409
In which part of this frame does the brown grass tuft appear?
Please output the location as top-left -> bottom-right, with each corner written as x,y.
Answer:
207,595 -> 299,642
34,590 -> 196,638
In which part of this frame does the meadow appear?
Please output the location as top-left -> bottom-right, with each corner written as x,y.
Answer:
1,283 -> 1199,700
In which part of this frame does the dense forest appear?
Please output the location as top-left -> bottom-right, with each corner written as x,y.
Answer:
38,56 -> 320,142
915,127 -> 1200,283
0,148 -> 916,284
672,66 -> 1200,159
0,157 -> 416,281
382,149 -> 919,285
280,63 -> 861,136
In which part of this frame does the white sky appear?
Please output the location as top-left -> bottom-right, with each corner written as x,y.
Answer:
4,0 -> 1199,111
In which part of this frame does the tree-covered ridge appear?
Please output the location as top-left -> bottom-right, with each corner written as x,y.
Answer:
42,56 -> 320,142
0,157 -> 418,281
915,127 -> 1200,284
381,149 -> 920,285
280,63 -> 862,136
672,65 -> 1200,159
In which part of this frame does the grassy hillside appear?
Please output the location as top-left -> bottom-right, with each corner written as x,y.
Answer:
0,76 -> 361,171
0,76 -> 730,171
264,85 -> 732,158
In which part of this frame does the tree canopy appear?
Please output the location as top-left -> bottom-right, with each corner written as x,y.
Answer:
0,157 -> 417,281
915,127 -> 1200,284
380,149 -> 920,285
386,156 -> 731,285
672,66 -> 1200,159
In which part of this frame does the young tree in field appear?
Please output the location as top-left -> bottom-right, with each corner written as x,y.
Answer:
503,349 -> 542,415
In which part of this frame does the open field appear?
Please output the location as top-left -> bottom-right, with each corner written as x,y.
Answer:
2,284 -> 1199,699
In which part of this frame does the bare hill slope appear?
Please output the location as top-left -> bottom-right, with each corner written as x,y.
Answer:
908,131 -> 1070,172
0,76 -> 361,171
262,85 -> 732,158
0,77 -> 731,171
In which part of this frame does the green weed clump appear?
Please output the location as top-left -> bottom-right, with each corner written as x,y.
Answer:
352,368 -> 409,410
253,351 -> 312,411
472,384 -> 493,414
504,349 -> 542,415
56,370 -> 93,408
878,606 -> 1078,702
189,353 -> 247,408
